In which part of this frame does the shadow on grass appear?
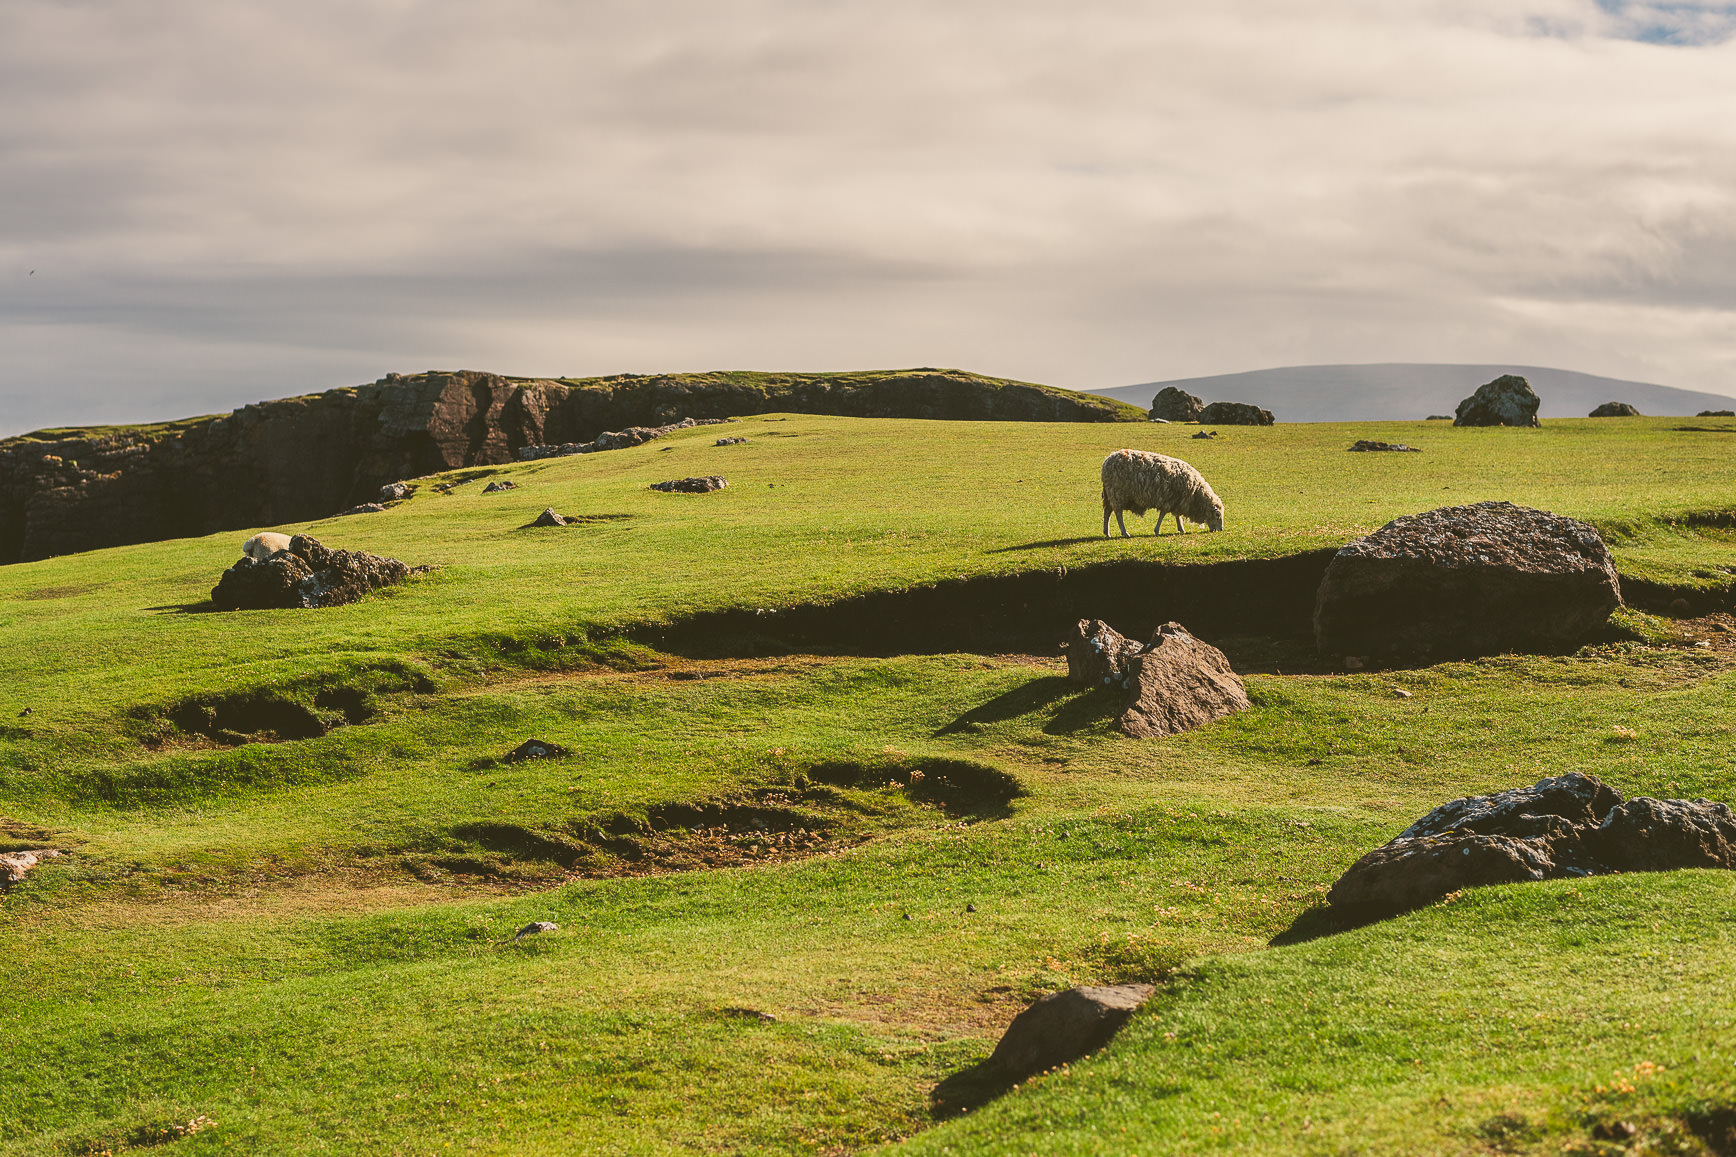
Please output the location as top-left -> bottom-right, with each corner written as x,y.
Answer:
143,601 -> 220,615
987,536 -> 1125,553
1270,903 -> 1384,946
929,1058 -> 1016,1121
935,676 -> 1079,734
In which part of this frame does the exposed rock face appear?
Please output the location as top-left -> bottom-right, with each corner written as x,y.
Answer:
0,848 -> 61,890
519,416 -> 733,460
1,368 -> 1140,564
1313,501 -> 1621,662
988,984 -> 1154,1082
1060,619 -> 1250,738
209,534 -> 410,610
1150,386 -> 1204,423
1118,622 -> 1251,738
650,476 -> 727,494
1064,619 -> 1145,690
1198,401 -> 1274,426
1327,772 -> 1736,916
1590,402 -> 1641,417
1348,440 -> 1420,452
1454,374 -> 1541,427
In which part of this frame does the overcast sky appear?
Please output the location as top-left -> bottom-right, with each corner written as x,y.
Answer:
3,0 -> 1735,434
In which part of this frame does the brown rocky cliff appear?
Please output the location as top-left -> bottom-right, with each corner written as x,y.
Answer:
0,368 -> 1139,563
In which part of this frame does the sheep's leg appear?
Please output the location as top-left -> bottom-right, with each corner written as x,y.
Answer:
1116,510 -> 1131,538
1175,513 -> 1186,534
1152,511 -> 1163,536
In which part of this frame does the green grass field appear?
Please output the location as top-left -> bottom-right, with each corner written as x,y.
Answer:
2,413 -> 1734,1155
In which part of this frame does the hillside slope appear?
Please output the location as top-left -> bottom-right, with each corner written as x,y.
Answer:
0,368 -> 1141,564
1085,363 -> 1736,422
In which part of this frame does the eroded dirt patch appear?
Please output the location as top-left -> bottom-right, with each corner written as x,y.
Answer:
129,666 -> 435,748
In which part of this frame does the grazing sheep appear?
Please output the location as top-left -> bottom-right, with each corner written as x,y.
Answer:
242,532 -> 292,561
1101,449 -> 1224,537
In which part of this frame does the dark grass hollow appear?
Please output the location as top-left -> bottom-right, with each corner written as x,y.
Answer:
1313,501 -> 1620,663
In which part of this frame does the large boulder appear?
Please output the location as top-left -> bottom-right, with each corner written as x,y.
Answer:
1149,387 -> 1204,423
1589,402 -> 1640,418
1454,374 -> 1540,427
1117,623 -> 1251,738
210,535 -> 410,610
1198,401 -> 1274,426
987,984 -> 1154,1082
1327,773 -> 1736,916
1313,501 -> 1621,663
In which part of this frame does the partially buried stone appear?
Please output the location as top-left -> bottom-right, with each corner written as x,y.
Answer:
1312,501 -> 1620,663
511,921 -> 559,941
1198,401 -> 1274,425
531,507 -> 568,527
1117,623 -> 1251,738
650,476 -> 728,493
338,502 -> 387,516
0,848 -> 61,890
715,437 -> 749,446
480,480 -> 517,493
988,985 -> 1154,1082
1348,440 -> 1420,452
378,481 -> 414,502
503,738 -> 569,763
1589,402 -> 1640,418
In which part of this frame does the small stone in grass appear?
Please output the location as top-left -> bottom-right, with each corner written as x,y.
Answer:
1392,688 -> 1413,699
966,903 -> 977,913
504,738 -> 569,763
511,921 -> 559,941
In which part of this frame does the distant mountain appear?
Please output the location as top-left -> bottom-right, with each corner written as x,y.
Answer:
1082,364 -> 1736,423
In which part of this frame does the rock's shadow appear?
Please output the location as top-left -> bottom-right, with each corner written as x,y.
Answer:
934,677 -> 1080,734
928,1058 -> 1016,1120
1269,905 -> 1366,946
143,601 -> 219,615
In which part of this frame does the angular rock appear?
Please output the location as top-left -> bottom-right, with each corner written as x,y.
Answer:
1191,430 -> 1218,439
1327,772 -> 1736,916
1313,501 -> 1621,662
531,507 -> 568,527
1116,622 -> 1251,739
1063,619 -> 1145,691
1454,374 -> 1540,427
988,984 -> 1154,1082
1150,386 -> 1204,423
0,848 -> 61,890
209,534 -> 410,610
480,480 -> 517,493
1326,832 -> 1559,913
511,921 -> 559,941
1589,402 -> 1640,418
715,437 -> 750,446
503,738 -> 570,763
649,476 -> 728,494
1197,401 -> 1274,426
1348,440 -> 1420,452
379,481 -> 415,502
1593,797 -> 1736,872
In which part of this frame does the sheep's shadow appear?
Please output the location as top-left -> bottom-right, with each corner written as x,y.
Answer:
934,676 -> 1121,736
986,536 -> 1115,553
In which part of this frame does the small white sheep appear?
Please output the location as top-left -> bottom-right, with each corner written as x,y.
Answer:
242,532 -> 293,561
1101,449 -> 1224,537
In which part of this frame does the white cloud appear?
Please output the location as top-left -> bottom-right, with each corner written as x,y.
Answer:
2,0 -> 1734,433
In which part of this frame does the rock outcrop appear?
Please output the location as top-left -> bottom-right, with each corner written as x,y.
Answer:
1062,619 -> 1250,738
1327,772 -> 1736,915
1198,401 -> 1274,426
209,534 -> 411,610
1348,440 -> 1421,452
1,368 -> 1141,564
1313,501 -> 1621,663
1149,386 -> 1204,423
650,476 -> 728,494
987,984 -> 1154,1082
1454,374 -> 1541,427
1589,402 -> 1641,417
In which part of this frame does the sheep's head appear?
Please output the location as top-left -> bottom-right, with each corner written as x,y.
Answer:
1204,496 -> 1225,532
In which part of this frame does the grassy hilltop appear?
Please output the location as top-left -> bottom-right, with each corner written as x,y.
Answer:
2,413 -> 1735,1155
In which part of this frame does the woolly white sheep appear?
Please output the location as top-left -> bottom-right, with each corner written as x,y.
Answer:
242,532 -> 292,561
1100,449 -> 1224,537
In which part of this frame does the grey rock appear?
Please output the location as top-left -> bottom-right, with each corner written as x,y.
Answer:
1150,386 -> 1204,423
649,476 -> 728,494
1198,401 -> 1274,426
1313,501 -> 1621,662
1191,430 -> 1218,439
1593,797 -> 1736,872
1063,619 -> 1145,690
503,738 -> 569,763
1326,832 -> 1558,913
480,480 -> 518,493
210,535 -> 410,610
531,507 -> 568,527
1589,402 -> 1641,418
338,502 -> 387,516
715,437 -> 750,446
1399,771 -> 1622,840
1454,374 -> 1541,427
1348,440 -> 1420,452
988,984 -> 1154,1082
511,921 -> 559,941
379,481 -> 415,502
